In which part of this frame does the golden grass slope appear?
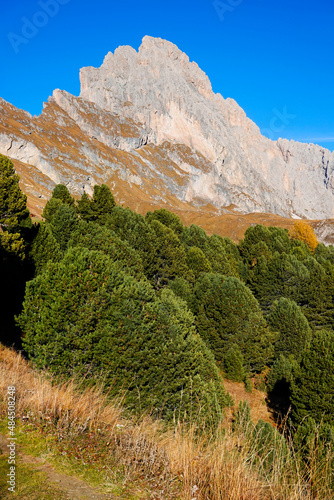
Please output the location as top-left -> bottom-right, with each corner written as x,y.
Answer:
1,345 -> 332,499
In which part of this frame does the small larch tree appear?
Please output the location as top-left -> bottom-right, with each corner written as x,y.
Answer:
290,221 -> 318,253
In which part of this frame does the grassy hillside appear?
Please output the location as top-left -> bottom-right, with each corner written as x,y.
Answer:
1,345 -> 333,500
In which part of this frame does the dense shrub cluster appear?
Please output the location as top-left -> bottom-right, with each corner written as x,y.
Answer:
1,154 -> 334,444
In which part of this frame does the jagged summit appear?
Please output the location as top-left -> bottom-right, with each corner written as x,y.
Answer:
0,36 -> 333,222
79,36 -> 253,161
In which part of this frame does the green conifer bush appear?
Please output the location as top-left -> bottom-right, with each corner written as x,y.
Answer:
0,154 -> 31,231
17,247 -> 232,428
91,184 -> 116,221
50,205 -> 79,251
42,197 -> 63,224
193,274 -> 274,372
68,221 -> 144,277
30,223 -> 62,275
147,219 -> 190,288
223,344 -> 245,382
145,208 -> 184,235
186,246 -> 211,278
51,184 -> 75,207
291,329 -> 334,426
268,298 -> 311,361
76,191 -> 95,221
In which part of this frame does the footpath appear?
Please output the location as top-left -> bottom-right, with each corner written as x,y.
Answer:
0,432 -> 110,500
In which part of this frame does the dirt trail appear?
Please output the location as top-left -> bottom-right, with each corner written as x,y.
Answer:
0,433 -> 111,500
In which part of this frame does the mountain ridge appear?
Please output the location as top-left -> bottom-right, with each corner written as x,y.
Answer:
0,36 -> 333,237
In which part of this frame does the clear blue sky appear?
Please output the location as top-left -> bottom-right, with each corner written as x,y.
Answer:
1,0 -> 333,151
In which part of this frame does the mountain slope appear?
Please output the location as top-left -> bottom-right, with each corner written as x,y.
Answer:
0,36 -> 333,233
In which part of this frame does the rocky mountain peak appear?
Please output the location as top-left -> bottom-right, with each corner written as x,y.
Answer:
0,36 -> 333,223
79,36 -> 256,162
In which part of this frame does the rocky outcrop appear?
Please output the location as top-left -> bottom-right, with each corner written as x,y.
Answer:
0,36 -> 333,220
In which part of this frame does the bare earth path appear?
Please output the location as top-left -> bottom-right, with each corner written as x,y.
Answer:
0,433 -> 111,500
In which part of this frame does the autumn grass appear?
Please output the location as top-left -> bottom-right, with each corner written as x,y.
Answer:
0,344 -> 332,500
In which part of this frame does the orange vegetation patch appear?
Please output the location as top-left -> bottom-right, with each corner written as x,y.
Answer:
222,379 -> 273,428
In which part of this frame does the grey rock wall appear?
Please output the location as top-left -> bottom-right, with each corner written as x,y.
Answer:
0,36 -> 333,219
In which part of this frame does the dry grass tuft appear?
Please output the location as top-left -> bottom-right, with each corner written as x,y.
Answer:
0,345 -> 332,499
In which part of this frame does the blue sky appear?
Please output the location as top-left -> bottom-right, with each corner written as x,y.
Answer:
1,0 -> 333,151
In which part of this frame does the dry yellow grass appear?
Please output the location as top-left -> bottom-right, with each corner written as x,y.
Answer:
0,345 -> 332,499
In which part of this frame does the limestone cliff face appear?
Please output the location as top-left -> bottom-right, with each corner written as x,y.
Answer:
0,36 -> 333,220
79,36 -> 334,218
